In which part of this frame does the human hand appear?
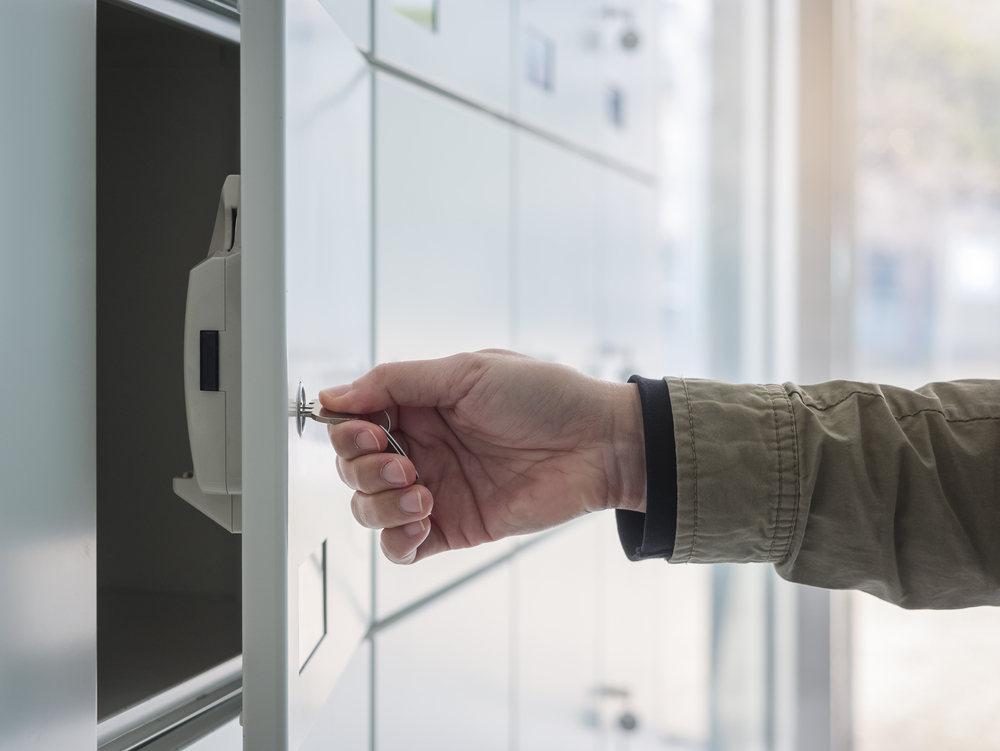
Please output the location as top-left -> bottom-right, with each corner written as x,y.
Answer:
320,350 -> 645,564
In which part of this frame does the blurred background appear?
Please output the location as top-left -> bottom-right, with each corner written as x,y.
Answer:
658,1 -> 1000,750
850,2 -> 1000,750
308,0 -> 1000,749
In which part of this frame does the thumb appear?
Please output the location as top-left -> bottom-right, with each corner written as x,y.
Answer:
319,352 -> 493,414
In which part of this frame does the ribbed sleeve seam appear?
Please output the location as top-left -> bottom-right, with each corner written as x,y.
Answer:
766,384 -> 801,563
676,376 -> 699,564
764,384 -> 784,563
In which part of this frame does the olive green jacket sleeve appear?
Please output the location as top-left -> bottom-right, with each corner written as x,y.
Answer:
666,376 -> 1000,609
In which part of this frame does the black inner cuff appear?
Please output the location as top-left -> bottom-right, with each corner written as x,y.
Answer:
616,375 -> 677,561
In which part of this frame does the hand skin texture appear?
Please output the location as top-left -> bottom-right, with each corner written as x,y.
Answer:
320,350 -> 646,565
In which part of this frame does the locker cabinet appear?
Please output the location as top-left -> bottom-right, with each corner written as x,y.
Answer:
373,71 -> 514,618
3,0 -> 373,748
2,0 -> 663,749
96,6 -> 242,722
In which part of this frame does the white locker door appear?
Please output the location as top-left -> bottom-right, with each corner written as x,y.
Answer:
374,0 -> 510,111
373,72 -> 514,619
515,517 -> 600,751
241,2 -> 373,749
597,167 -> 660,379
375,566 -> 511,750
515,0 -> 602,153
0,1 -> 96,750
515,132 -> 600,371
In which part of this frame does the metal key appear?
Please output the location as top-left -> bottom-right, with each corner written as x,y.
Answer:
302,399 -> 418,479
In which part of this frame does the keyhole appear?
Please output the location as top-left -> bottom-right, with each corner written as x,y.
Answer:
228,207 -> 238,251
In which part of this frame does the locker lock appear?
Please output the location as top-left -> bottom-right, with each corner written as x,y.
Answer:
172,175 -> 242,534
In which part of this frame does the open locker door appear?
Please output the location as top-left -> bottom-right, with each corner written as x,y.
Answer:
241,1 -> 372,748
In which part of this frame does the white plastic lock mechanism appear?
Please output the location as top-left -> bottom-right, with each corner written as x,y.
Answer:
173,175 -> 242,533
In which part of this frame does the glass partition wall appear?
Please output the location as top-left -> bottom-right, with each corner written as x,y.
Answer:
851,1 -> 1000,750
658,2 -> 850,750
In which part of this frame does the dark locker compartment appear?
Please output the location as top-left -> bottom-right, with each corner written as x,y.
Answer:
96,1 -> 241,720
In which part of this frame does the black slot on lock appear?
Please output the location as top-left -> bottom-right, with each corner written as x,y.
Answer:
200,330 -> 220,391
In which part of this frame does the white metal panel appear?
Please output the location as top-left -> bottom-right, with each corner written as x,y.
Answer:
163,641 -> 370,751
516,0 -> 656,172
515,517 -> 599,751
318,0 -> 371,50
300,640 -> 370,751
594,513 -> 710,750
0,1 -> 96,749
516,0 -> 602,153
376,566 -> 510,750
376,540 -> 512,618
242,1 -> 373,748
375,0 -> 510,111
595,0 -> 656,173
596,167 -> 661,380
182,717 -> 242,751
375,73 -> 510,363
515,132 -> 600,371
374,72 -> 512,615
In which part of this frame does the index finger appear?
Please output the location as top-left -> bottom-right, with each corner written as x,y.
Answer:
318,351 -> 518,415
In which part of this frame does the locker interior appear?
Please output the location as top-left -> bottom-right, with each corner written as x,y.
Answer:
96,1 -> 241,720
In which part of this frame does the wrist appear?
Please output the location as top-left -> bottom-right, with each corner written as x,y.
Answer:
607,382 -> 647,513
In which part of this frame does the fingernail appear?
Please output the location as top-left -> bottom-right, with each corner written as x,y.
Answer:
355,429 -> 380,453
381,458 -> 407,486
399,487 -> 422,514
320,384 -> 352,399
403,519 -> 425,537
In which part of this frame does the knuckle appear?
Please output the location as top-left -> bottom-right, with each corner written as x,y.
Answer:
371,362 -> 392,386
336,457 -> 357,489
453,351 -> 478,371
351,492 -> 378,529
453,351 -> 489,384
349,493 -> 366,526
328,424 -> 349,451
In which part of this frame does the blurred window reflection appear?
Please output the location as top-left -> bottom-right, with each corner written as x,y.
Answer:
855,0 -> 1000,384
852,1 -> 1000,749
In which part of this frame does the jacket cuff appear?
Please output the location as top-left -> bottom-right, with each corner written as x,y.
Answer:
667,377 -> 801,564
